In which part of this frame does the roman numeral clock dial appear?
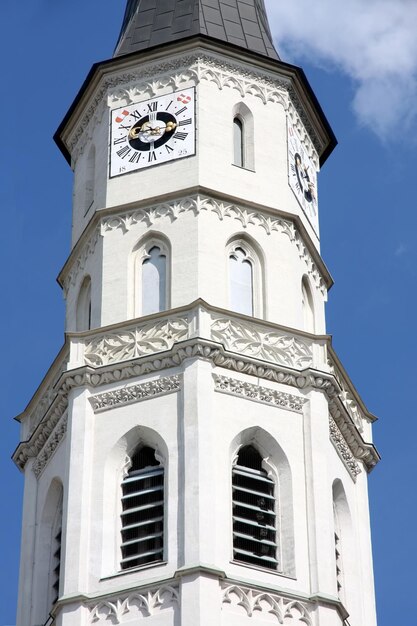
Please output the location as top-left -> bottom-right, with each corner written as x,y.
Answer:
110,88 -> 196,177
287,121 -> 319,235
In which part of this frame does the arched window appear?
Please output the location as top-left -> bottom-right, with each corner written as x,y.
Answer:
232,445 -> 278,570
85,145 -> 95,214
51,497 -> 63,605
332,479 -> 356,613
133,236 -> 170,317
333,504 -> 343,595
230,246 -> 253,316
232,103 -> 255,170
76,276 -> 92,331
233,117 -> 244,167
120,446 -> 164,570
142,246 -> 167,315
228,238 -> 264,317
301,276 -> 315,333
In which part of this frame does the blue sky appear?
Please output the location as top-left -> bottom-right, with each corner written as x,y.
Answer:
1,2 -> 416,624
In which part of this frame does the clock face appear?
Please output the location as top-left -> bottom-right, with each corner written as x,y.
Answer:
110,88 -> 196,178
287,122 -> 319,235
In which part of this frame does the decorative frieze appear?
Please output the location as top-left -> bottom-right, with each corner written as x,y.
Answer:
211,317 -> 312,369
99,194 -> 327,296
32,414 -> 68,479
329,415 -> 361,481
222,583 -> 313,624
84,317 -> 189,367
89,584 -> 179,624
89,375 -> 181,413
68,53 -> 320,160
328,355 -> 370,433
13,338 -> 379,470
214,374 -> 307,413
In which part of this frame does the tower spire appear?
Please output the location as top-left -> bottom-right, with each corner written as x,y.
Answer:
114,0 -> 279,59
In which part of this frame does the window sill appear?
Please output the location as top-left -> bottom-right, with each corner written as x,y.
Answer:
232,163 -> 256,173
100,560 -> 168,582
230,559 -> 296,580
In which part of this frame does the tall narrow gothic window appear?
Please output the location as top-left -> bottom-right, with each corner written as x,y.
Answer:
85,145 -> 95,214
229,246 -> 254,316
233,117 -> 244,167
232,445 -> 278,570
51,497 -> 63,605
120,446 -> 164,570
301,277 -> 315,333
76,276 -> 92,331
142,246 -> 167,316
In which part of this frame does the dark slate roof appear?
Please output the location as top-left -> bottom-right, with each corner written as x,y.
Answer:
114,0 -> 279,60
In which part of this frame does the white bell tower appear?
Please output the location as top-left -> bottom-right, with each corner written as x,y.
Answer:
14,2 -> 380,626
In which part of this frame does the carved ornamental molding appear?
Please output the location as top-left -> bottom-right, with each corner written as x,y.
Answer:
329,415 -> 361,481
88,584 -> 179,624
68,53 -> 320,165
15,334 -> 379,474
84,317 -> 189,367
89,375 -> 181,413
32,413 -> 68,479
214,374 -> 307,413
211,317 -> 312,369
222,583 -> 313,624
97,195 -> 327,296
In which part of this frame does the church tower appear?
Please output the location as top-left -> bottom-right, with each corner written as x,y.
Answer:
13,2 -> 380,626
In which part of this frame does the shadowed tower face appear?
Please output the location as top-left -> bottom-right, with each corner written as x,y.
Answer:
115,0 -> 279,59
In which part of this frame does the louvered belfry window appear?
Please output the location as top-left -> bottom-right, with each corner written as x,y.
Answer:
120,446 -> 164,570
232,445 -> 278,570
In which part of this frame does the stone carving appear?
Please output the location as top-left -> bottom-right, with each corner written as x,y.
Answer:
214,374 -> 307,413
329,416 -> 361,481
328,356 -> 368,433
84,318 -> 189,367
15,337 -> 379,473
32,414 -> 68,479
101,194 -> 294,237
329,398 -> 379,470
62,228 -> 100,296
100,195 -> 327,295
211,318 -> 312,369
89,584 -> 179,624
90,375 -> 181,412
68,53 -> 319,168
222,584 -> 312,624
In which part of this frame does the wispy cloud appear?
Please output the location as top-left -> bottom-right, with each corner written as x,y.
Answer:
265,0 -> 417,139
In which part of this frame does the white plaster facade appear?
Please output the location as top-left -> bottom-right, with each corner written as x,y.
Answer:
14,26 -> 378,626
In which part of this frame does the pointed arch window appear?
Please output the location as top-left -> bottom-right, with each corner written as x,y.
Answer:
301,276 -> 315,333
228,239 -> 263,318
120,446 -> 164,570
85,145 -> 95,214
76,276 -> 92,331
230,246 -> 253,316
232,445 -> 278,570
232,103 -> 255,170
134,237 -> 170,317
233,117 -> 244,168
142,246 -> 167,315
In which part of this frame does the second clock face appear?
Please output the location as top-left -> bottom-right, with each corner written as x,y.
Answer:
287,121 -> 319,235
110,88 -> 196,178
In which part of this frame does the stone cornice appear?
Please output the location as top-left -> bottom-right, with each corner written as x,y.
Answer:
13,303 -> 379,475
55,41 -> 335,166
214,374 -> 308,413
89,375 -> 181,413
58,189 -> 333,296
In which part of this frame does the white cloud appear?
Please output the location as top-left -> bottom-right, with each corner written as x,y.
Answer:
265,0 -> 417,139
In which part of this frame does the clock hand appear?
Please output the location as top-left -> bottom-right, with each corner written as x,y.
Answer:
128,121 -> 177,140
